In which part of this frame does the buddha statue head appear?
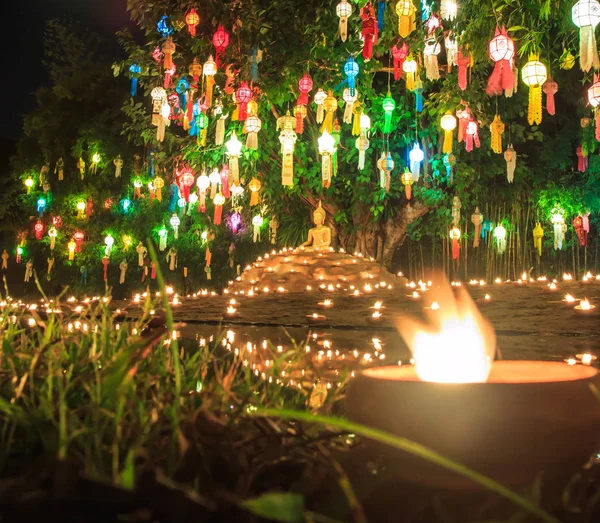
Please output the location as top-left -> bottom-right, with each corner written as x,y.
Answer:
313,201 -> 326,226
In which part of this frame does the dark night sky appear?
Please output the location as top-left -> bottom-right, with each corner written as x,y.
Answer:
4,0 -> 133,140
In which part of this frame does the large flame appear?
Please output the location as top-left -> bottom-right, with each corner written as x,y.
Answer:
394,274 -> 496,383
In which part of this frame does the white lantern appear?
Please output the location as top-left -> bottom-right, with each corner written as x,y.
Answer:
409,143 -> 424,182
318,131 -> 337,188
225,132 -> 243,184
336,0 -> 352,42
572,0 -> 600,71
170,214 -> 181,239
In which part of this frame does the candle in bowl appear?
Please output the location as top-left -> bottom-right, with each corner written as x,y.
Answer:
546,282 -> 559,292
318,299 -> 334,308
366,309 -> 385,325
476,294 -> 492,306
562,294 -> 577,306
307,313 -> 327,325
576,353 -> 598,366
407,291 -> 420,300
424,301 -> 440,311
346,276 -> 600,490
574,299 -> 597,317
224,305 -> 239,319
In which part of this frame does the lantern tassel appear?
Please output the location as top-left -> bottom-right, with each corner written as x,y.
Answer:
456,49 -> 469,90
452,237 -> 460,261
343,101 -> 354,124
580,26 -> 600,73
406,71 -> 415,91
246,132 -> 258,150
527,85 -> 543,126
317,104 -> 325,124
321,111 -> 334,134
215,118 -> 225,145
405,184 -> 412,200
229,158 -> 240,185
352,108 -> 362,136
443,130 -> 453,154
205,77 -> 215,108
383,111 -> 392,134
425,55 -> 440,81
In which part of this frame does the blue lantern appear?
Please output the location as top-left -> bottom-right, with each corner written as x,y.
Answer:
344,56 -> 359,97
414,78 -> 424,113
176,78 -> 189,109
37,197 -> 47,214
157,15 -> 173,38
443,153 -> 456,183
421,0 -> 432,20
168,182 -> 179,212
121,198 -> 132,213
189,101 -> 200,137
377,1 -> 385,30
129,64 -> 141,97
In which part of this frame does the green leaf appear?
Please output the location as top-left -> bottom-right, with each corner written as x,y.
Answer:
241,493 -> 305,523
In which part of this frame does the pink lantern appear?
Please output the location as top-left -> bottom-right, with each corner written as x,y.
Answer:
34,220 -> 44,240
298,73 -> 313,105
486,26 -> 515,96
235,82 -> 252,121
178,167 -> 195,201
456,48 -> 470,91
543,78 -> 558,115
212,25 -> 230,67
392,42 -> 409,81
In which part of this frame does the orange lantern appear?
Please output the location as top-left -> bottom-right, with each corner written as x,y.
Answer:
248,177 -> 262,206
186,8 -> 200,36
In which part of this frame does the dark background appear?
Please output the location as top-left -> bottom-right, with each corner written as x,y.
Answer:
2,0 -> 133,168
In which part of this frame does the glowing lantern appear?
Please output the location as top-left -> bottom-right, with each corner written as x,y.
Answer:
471,208 -> 483,248
449,226 -> 461,261
162,37 -> 175,70
396,1 -> 416,38
170,214 -> 180,239
34,220 -> 44,240
252,215 -> 264,243
294,103 -> 308,134
314,88 -> 327,124
25,176 -> 34,194
225,132 -> 243,185
543,78 -> 558,115
104,234 -> 114,256
456,47 -> 471,90
235,82 -> 252,121
441,0 -> 457,20
490,114 -> 505,154
392,41 -> 409,81
588,75 -> 600,141
73,230 -> 85,253
504,144 -> 516,182
122,235 -> 132,252
321,91 -> 338,134
521,56 -> 547,126
196,172 -> 210,212
277,112 -> 297,186
355,133 -> 370,170
48,227 -> 57,250
298,73 -> 313,105
572,0 -> 600,71
157,15 -> 172,37
551,210 -> 566,250
76,200 -> 86,220
531,222 -> 543,257
465,120 -> 480,153
37,197 -> 47,214
336,0 -> 353,41
402,57 -> 417,91
409,143 -> 424,182
68,240 -> 76,261
178,167 -> 195,202
344,56 -> 359,96
208,168 -> 221,199
249,177 -> 262,207
203,56 -> 217,108
133,178 -> 143,199
493,225 -> 507,254
401,168 -> 414,199
382,92 -> 396,134
377,152 -> 394,192
121,198 -> 131,213
151,87 -> 166,125
414,77 -> 424,112
360,2 -> 378,61
186,8 -> 200,36
212,25 -> 230,67
245,114 -> 262,150
487,27 -> 515,96
189,58 -> 202,82
153,177 -> 164,201
560,48 -> 576,70
158,226 -> 167,251
423,38 -> 441,80
445,33 -> 458,69
440,113 -> 457,154
213,193 -> 225,225
129,63 -> 141,97
318,131 -> 337,188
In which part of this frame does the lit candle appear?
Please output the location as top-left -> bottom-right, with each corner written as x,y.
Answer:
574,299 -> 596,316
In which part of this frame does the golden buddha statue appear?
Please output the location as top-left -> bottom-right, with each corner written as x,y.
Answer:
300,201 -> 332,251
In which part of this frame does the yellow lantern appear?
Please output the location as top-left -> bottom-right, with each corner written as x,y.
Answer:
440,112 -> 457,154
248,177 -> 262,206
68,240 -> 76,261
314,89 -> 327,124
203,55 -> 217,107
24,176 -> 34,194
490,114 -> 505,154
76,200 -> 86,220
321,91 -> 338,133
225,132 -> 243,185
189,57 -> 202,79
153,176 -> 165,201
521,55 -> 547,125
395,1 -> 416,38
162,37 -> 176,70
401,168 -> 414,200
122,234 -> 132,252
402,57 -> 417,91
277,112 -> 297,186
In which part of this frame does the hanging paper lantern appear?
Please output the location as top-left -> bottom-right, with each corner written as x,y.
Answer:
414,77 -> 424,112
409,143 -> 424,182
401,168 -> 414,199
465,120 -> 480,152
236,82 -> 252,121
34,220 -> 44,240
24,176 -> 34,194
321,91 -> 338,134
572,1 -> 600,72
456,105 -> 470,142
122,235 -> 132,252
157,15 -> 173,38
153,177 -> 165,201
170,214 -> 181,239
186,8 -> 200,36
355,133 -> 370,170
449,227 -> 461,261
351,100 -> 364,136
318,131 -> 337,188
392,42 -> 409,81
73,230 -> 85,253
336,0 -> 353,42
314,89 -> 327,124
36,197 -> 47,214
298,73 -> 313,105
573,216 -> 588,246
245,114 -> 262,150
196,172 -> 210,212
104,234 -> 114,256
577,145 -> 588,172
543,78 -> 558,115
402,57 -> 417,90
225,132 -> 243,185
121,198 -> 131,213
376,153 -> 387,191
445,34 -> 458,70
456,48 -> 471,91
67,240 -> 76,261
277,113 -> 297,186
220,165 -> 230,198
189,58 -> 202,82
129,64 -> 141,97
208,168 -> 221,199
360,2 -> 378,61
551,210 -> 566,250
423,38 -> 441,80
471,208 -> 483,248
560,48 -> 576,70
493,225 -> 507,254
230,212 -> 242,233
521,55 -> 547,126
440,112 -> 457,154
487,27 -> 515,96
588,75 -> 600,141
76,200 -> 86,220
212,25 -> 230,67
158,226 -> 168,251
533,222 -> 544,257
443,153 -> 456,183
344,56 -> 359,96
162,37 -> 176,70
382,93 -> 396,134
151,86 -> 166,126
252,215 -> 264,243
248,178 -> 262,206
294,103 -> 308,134
490,114 -> 505,154
48,227 -> 57,250
441,0 -> 457,21
178,167 -> 195,202
203,56 -> 217,108
213,193 -> 225,225
396,1 -> 416,38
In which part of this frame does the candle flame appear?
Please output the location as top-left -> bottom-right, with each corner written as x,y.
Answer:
564,294 -> 575,303
394,275 -> 496,384
563,273 -> 573,281
373,301 -> 383,309
580,299 -> 592,311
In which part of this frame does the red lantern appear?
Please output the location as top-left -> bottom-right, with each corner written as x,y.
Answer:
186,8 -> 200,36
235,82 -> 252,121
212,25 -> 230,67
178,166 -> 195,201
73,230 -> 85,253
104,198 -> 113,210
220,165 -> 230,198
294,104 -> 308,134
34,220 -> 44,240
298,73 -> 313,105
543,78 -> 558,116
456,48 -> 470,91
486,26 -> 515,96
449,227 -> 461,262
360,2 -> 378,61
392,42 -> 409,81
573,216 -> 588,246
52,215 -> 62,228
465,120 -> 480,152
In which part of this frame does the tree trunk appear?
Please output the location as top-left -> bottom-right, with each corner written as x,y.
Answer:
381,200 -> 430,271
